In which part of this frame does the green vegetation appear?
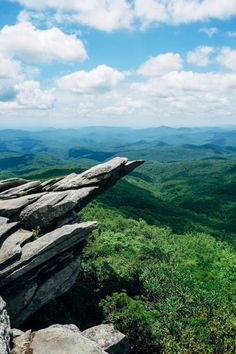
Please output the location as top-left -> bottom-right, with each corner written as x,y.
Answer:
32,226 -> 41,239
2,127 -> 236,353
26,203 -> 236,353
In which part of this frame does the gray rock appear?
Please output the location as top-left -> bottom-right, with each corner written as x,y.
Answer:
83,324 -> 129,354
0,180 -> 42,198
1,222 -> 97,326
51,157 -> 129,191
12,325 -> 107,354
11,330 -> 32,354
20,187 -> 97,230
0,158 -> 144,326
0,194 -> 42,217
0,229 -> 33,268
0,217 -> 19,244
12,328 -> 25,338
0,178 -> 27,193
0,297 -> 11,354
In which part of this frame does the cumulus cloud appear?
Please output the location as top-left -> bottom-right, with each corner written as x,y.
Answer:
0,22 -> 87,63
100,96 -> 147,116
217,47 -> 236,71
133,71 -> 236,94
15,80 -> 55,109
187,46 -> 214,67
15,0 -> 133,31
131,66 -> 236,120
57,65 -> 125,94
13,0 -> 236,30
0,53 -> 22,80
134,1 -> 236,26
199,27 -> 218,37
0,54 -> 55,108
137,53 -> 182,76
0,81 -> 55,109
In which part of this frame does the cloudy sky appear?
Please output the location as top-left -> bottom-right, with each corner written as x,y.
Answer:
0,0 -> 236,129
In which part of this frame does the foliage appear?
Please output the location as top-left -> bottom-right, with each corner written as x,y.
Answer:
32,226 -> 41,239
78,205 -> 236,353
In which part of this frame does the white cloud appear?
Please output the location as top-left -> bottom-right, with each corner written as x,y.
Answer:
200,27 -> 218,38
15,80 -> 55,109
0,80 -> 55,109
131,69 -> 236,120
134,0 -> 168,27
217,47 -> 236,71
57,65 -> 125,94
100,96 -> 147,116
13,0 -> 236,30
134,0 -> 236,27
137,53 -> 182,76
187,46 -> 214,67
0,53 -> 22,80
15,0 -> 133,31
0,48 -> 54,109
133,71 -> 236,94
0,22 -> 87,63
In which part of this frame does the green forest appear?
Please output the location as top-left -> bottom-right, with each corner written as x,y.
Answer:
1,127 -> 236,353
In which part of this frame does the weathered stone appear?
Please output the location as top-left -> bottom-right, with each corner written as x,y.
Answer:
0,297 -> 11,354
12,330 -> 32,354
12,328 -> 25,338
20,188 -> 97,230
0,194 -> 42,217
51,157 -> 129,191
0,158 -> 144,327
83,324 -> 130,354
0,222 -> 96,283
0,217 -> 19,244
12,325 -> 107,354
0,180 -> 42,198
0,229 -> 33,269
0,178 -> 27,193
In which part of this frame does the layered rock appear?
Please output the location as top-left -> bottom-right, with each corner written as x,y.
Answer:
0,157 -> 143,327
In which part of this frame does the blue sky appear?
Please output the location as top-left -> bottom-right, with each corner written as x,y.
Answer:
0,0 -> 236,129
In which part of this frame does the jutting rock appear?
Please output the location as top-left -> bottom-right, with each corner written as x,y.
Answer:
0,157 -> 143,329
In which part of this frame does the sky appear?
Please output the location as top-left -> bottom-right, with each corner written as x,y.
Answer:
0,1 -> 236,129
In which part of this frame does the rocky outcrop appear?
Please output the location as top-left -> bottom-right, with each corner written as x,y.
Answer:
0,157 -> 144,328
11,324 -> 129,354
0,297 -> 11,354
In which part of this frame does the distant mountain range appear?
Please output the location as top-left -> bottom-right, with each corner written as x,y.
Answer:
0,126 -> 235,178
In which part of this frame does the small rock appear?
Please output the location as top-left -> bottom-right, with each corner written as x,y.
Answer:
83,324 -> 130,354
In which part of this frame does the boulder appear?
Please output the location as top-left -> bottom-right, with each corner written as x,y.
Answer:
12,324 -> 107,354
83,324 -> 129,354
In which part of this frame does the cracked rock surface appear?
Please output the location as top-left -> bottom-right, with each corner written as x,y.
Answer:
0,157 -> 143,328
